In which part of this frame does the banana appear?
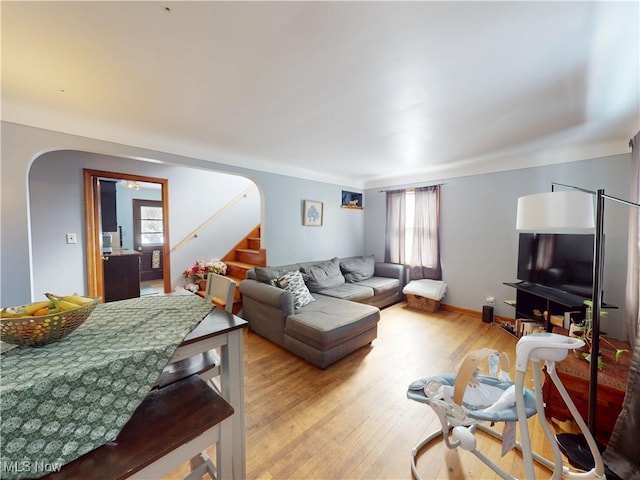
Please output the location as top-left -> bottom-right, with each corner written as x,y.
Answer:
1,308 -> 27,319
25,301 -> 53,315
45,293 -> 82,312
55,300 -> 80,312
2,294 -> 93,319
26,301 -> 53,314
61,293 -> 94,306
1,301 -> 51,318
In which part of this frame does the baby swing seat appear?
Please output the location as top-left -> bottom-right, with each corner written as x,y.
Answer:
407,333 -> 607,480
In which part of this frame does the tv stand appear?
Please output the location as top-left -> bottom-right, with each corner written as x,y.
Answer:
502,282 -> 589,337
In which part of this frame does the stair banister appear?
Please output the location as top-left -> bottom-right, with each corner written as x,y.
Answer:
171,185 -> 256,252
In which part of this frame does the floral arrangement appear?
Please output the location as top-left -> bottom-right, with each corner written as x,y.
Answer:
183,258 -> 228,284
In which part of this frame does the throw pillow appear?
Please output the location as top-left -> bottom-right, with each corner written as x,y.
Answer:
340,255 -> 375,282
255,265 -> 299,284
300,257 -> 345,292
275,271 -> 315,309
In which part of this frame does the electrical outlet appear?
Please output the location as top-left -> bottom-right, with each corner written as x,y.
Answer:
66,233 -> 77,244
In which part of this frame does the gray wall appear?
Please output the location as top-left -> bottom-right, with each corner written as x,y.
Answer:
28,149 -> 260,296
364,153 -> 632,339
1,122 -> 364,306
2,121 -> 632,339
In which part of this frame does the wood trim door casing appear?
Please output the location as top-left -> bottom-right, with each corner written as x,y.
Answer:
84,174 -> 102,298
83,169 -> 171,298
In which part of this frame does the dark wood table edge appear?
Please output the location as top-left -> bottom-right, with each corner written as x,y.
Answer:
43,375 -> 234,480
181,307 -> 248,346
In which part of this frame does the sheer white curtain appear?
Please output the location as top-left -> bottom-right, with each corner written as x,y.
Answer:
603,131 -> 640,480
384,190 -> 406,264
385,186 -> 441,280
409,186 -> 441,280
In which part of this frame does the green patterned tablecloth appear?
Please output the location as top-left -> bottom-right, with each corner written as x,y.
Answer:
0,294 -> 213,479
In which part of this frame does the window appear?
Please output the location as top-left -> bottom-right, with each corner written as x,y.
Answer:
133,201 -> 164,246
385,185 -> 441,279
140,205 -> 163,245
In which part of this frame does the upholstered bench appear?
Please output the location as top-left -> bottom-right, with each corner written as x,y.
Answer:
283,295 -> 380,369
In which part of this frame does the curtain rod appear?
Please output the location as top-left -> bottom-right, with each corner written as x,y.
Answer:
378,183 -> 445,193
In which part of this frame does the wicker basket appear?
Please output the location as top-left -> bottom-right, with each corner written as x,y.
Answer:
0,298 -> 100,347
406,293 -> 440,313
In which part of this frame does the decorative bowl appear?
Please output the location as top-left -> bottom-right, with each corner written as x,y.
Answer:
0,298 -> 100,347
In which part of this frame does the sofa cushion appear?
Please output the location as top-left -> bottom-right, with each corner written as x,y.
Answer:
254,264 -> 300,284
340,255 -> 375,283
317,283 -> 374,302
285,296 -> 379,350
275,271 -> 315,309
301,257 -> 345,292
355,276 -> 401,296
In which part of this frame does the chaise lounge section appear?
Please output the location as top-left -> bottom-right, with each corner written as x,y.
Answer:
239,256 -> 404,368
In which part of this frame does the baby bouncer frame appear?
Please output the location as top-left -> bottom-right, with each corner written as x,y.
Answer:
407,333 -> 606,480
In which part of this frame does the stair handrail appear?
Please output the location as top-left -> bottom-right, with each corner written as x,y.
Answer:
171,184 -> 256,252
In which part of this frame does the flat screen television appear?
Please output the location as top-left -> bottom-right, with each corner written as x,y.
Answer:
517,233 -> 595,298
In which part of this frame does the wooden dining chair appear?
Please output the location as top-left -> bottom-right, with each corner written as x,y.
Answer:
154,276 -> 239,478
187,274 -> 237,478
204,273 -> 236,313
155,275 -> 236,390
199,274 -> 236,387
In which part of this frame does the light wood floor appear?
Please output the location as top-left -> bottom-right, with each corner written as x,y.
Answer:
164,302 -> 574,480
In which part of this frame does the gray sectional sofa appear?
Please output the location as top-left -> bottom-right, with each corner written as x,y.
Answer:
239,256 -> 404,368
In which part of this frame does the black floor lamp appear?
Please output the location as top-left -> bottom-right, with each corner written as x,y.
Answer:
516,182 -> 640,471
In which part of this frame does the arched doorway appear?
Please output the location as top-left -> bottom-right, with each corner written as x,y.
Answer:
28,150 -> 261,301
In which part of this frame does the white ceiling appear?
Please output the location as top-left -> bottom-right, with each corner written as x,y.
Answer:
2,1 -> 639,188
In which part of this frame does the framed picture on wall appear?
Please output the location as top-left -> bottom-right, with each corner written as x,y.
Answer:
341,190 -> 363,209
303,200 -> 323,226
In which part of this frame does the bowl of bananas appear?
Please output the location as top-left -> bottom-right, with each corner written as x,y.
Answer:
0,293 -> 101,347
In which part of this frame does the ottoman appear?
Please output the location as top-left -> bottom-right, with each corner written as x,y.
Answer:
403,279 -> 448,313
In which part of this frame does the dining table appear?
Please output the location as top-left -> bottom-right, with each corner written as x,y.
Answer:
0,293 -> 247,480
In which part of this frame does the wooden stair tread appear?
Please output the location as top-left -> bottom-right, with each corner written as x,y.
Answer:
218,224 -> 264,313
225,260 -> 261,269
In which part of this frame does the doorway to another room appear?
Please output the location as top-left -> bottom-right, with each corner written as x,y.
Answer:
133,199 -> 165,296
28,151 -> 262,304
83,169 -> 171,301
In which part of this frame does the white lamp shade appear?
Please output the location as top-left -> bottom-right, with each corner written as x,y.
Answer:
516,190 -> 595,233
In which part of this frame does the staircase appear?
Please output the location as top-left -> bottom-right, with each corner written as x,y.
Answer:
220,225 -> 266,314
